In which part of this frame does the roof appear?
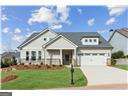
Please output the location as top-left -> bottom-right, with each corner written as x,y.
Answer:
109,28 -> 128,42
1,51 -> 20,58
116,28 -> 128,38
56,32 -> 112,49
18,29 -> 113,49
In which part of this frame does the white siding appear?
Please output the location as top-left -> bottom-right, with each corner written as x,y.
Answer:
22,31 -> 57,50
110,32 -> 128,55
46,37 -> 77,49
20,30 -> 57,60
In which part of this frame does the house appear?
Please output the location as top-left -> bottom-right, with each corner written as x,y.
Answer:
18,28 -> 112,66
1,51 -> 20,63
109,28 -> 128,55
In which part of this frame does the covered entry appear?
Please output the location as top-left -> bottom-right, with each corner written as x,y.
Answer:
62,50 -> 73,65
44,35 -> 78,65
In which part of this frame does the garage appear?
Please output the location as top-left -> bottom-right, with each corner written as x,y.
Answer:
80,53 -> 108,66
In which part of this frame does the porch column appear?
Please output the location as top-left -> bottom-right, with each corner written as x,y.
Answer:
60,49 -> 62,65
73,49 -> 77,65
43,48 -> 46,65
29,51 -> 31,63
36,51 -> 38,64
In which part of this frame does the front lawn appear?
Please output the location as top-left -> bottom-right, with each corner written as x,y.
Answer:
1,68 -> 87,89
113,64 -> 128,71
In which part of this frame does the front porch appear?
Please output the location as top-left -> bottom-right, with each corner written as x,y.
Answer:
45,49 -> 77,66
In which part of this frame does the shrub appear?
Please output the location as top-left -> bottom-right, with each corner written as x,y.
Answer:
125,55 -> 128,58
1,58 -> 13,68
112,51 -> 124,59
1,60 -> 9,68
111,58 -> 116,66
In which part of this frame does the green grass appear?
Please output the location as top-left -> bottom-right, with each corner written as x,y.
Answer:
114,64 -> 128,71
1,68 -> 87,89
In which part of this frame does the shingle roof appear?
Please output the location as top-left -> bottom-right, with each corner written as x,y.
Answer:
56,32 -> 112,48
18,29 -> 112,49
21,33 -> 39,45
116,28 -> 128,38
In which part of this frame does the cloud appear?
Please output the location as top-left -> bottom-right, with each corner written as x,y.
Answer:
12,34 -> 24,43
1,14 -> 8,21
77,8 -> 82,14
87,18 -> 95,26
57,6 -> 70,23
28,6 -> 71,29
2,27 -> 9,33
50,24 -> 62,29
107,6 -> 127,16
14,28 -> 21,33
106,17 -> 116,25
28,6 -> 55,25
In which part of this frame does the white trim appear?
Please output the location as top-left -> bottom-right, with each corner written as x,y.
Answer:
44,35 -> 78,48
42,35 -> 60,48
60,35 -> 78,47
18,28 -> 58,49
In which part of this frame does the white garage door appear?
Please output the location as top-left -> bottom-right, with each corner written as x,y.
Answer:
80,53 -> 107,66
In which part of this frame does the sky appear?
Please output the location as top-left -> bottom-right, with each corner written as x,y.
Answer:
1,6 -> 128,53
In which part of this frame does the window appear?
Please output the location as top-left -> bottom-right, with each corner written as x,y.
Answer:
78,53 -> 83,56
92,53 -> 97,56
85,53 -> 91,56
31,51 -> 36,60
26,51 -> 29,61
44,38 -> 47,41
85,39 -> 88,42
38,51 -> 41,60
99,53 -> 105,56
89,39 -> 92,42
94,39 -> 97,42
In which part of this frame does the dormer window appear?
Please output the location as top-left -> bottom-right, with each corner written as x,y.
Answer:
85,39 -> 88,42
89,39 -> 92,42
94,39 -> 97,42
81,37 -> 99,45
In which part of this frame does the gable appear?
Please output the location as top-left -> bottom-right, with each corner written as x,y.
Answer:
45,36 -> 77,49
21,30 -> 57,50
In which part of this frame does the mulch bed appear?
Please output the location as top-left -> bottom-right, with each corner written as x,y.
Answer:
6,64 -> 64,70
1,74 -> 18,83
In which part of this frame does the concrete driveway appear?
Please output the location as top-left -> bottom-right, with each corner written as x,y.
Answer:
81,66 -> 128,86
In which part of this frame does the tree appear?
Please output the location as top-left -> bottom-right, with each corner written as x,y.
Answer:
112,51 -> 124,59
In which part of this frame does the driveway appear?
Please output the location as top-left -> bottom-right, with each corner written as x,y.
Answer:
81,66 -> 128,86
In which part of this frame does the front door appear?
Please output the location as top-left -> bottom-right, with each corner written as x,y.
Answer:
62,50 -> 72,65
64,54 -> 70,65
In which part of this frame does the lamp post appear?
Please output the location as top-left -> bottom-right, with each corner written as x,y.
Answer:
70,64 -> 74,85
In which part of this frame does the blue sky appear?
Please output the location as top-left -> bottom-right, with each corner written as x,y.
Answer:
1,6 -> 128,53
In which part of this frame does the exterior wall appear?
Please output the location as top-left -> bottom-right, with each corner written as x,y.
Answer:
110,32 -> 128,55
46,37 -> 77,49
20,33 -> 77,65
22,31 -> 57,50
20,30 -> 57,61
